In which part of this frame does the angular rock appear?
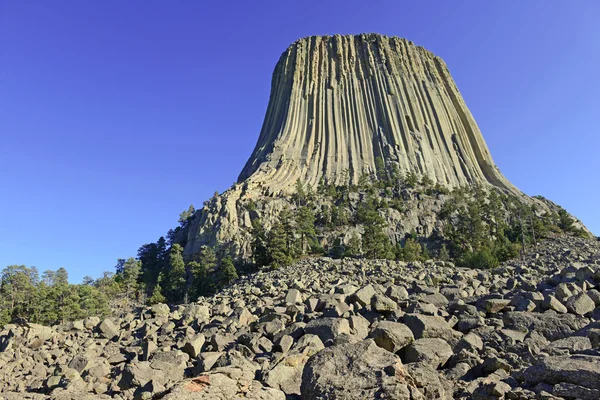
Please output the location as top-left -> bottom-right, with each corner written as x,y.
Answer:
98,319 -> 119,341
182,334 -> 205,358
403,314 -> 456,342
403,338 -> 452,368
565,292 -> 595,315
503,311 -> 587,341
369,321 -> 414,353
351,284 -> 376,307
304,318 -> 350,344
285,289 -> 303,304
524,354 -> 600,390
301,339 -> 413,400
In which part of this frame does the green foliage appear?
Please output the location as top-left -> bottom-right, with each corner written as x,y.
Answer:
178,204 -> 195,227
147,283 -> 166,305
374,156 -> 389,187
356,196 -> 393,259
251,219 -> 270,268
331,237 -> 345,259
166,244 -> 186,303
218,257 -> 238,285
293,179 -> 308,206
438,244 -> 450,261
460,247 -> 499,269
344,232 -> 362,257
396,238 -> 423,262
420,174 -> 433,187
0,265 -> 113,327
246,200 -> 257,212
115,257 -> 141,302
266,220 -> 293,268
331,204 -> 348,227
404,172 -> 418,188
296,206 -> 317,254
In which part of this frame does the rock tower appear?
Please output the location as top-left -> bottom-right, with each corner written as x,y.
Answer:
239,34 -> 517,194
182,34 -> 577,259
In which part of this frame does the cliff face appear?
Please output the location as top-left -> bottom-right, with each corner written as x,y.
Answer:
239,34 -> 517,193
182,34 -> 588,260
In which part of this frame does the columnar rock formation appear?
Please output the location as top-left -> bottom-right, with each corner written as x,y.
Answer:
182,33 -> 589,260
239,33 -> 517,193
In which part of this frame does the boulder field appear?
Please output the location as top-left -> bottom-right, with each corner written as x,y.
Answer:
1,236 -> 599,399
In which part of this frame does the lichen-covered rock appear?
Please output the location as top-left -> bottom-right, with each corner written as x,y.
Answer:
524,355 -> 600,390
300,339 -> 412,400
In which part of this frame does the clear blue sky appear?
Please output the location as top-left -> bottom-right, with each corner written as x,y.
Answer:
1,1 -> 598,283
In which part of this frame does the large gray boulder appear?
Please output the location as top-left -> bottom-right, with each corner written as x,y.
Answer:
304,318 -> 350,344
369,321 -> 414,353
403,314 -> 456,342
524,354 -> 600,390
403,338 -> 453,368
502,311 -> 587,341
300,339 -> 413,400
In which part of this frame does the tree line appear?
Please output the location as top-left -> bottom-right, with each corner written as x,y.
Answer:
2,159 -> 589,327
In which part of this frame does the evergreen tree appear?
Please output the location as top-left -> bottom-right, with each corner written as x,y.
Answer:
0,265 -> 38,323
374,156 -> 388,186
196,246 -> 217,296
397,238 -> 422,262
147,283 -> 166,305
363,222 -> 393,259
115,257 -> 141,303
218,257 -> 238,286
293,179 -> 307,206
404,172 -> 418,188
267,221 -> 293,268
557,208 -> 576,233
438,244 -> 450,262
344,232 -> 362,257
331,204 -> 348,227
296,206 -> 317,254
251,219 -> 271,267
178,204 -> 196,227
420,174 -> 433,187
279,207 -> 297,257
138,237 -> 168,293
167,244 -> 186,303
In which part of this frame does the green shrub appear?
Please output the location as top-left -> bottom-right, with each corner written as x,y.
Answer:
460,248 -> 499,269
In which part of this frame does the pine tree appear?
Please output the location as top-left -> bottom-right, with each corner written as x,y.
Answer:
178,204 -> 196,227
344,232 -> 362,257
374,156 -> 388,186
438,244 -> 450,261
405,238 -> 423,261
267,221 -> 293,268
218,257 -> 238,286
116,257 -> 141,303
167,244 -> 186,303
293,179 -> 307,206
251,219 -> 271,267
557,208 -> 576,233
420,174 -> 433,187
296,206 -> 317,254
404,172 -> 418,188
147,283 -> 166,305
279,207 -> 297,257
0,265 -> 38,323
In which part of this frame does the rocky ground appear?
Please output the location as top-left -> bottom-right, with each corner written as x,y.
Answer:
1,236 -> 599,400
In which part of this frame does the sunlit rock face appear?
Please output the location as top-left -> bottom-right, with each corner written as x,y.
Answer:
238,33 -> 517,194
183,34 -> 540,259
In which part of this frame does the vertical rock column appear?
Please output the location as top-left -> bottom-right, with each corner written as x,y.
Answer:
238,34 -> 517,194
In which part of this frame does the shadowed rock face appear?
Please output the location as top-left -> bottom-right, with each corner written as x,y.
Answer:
239,33 -> 517,193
